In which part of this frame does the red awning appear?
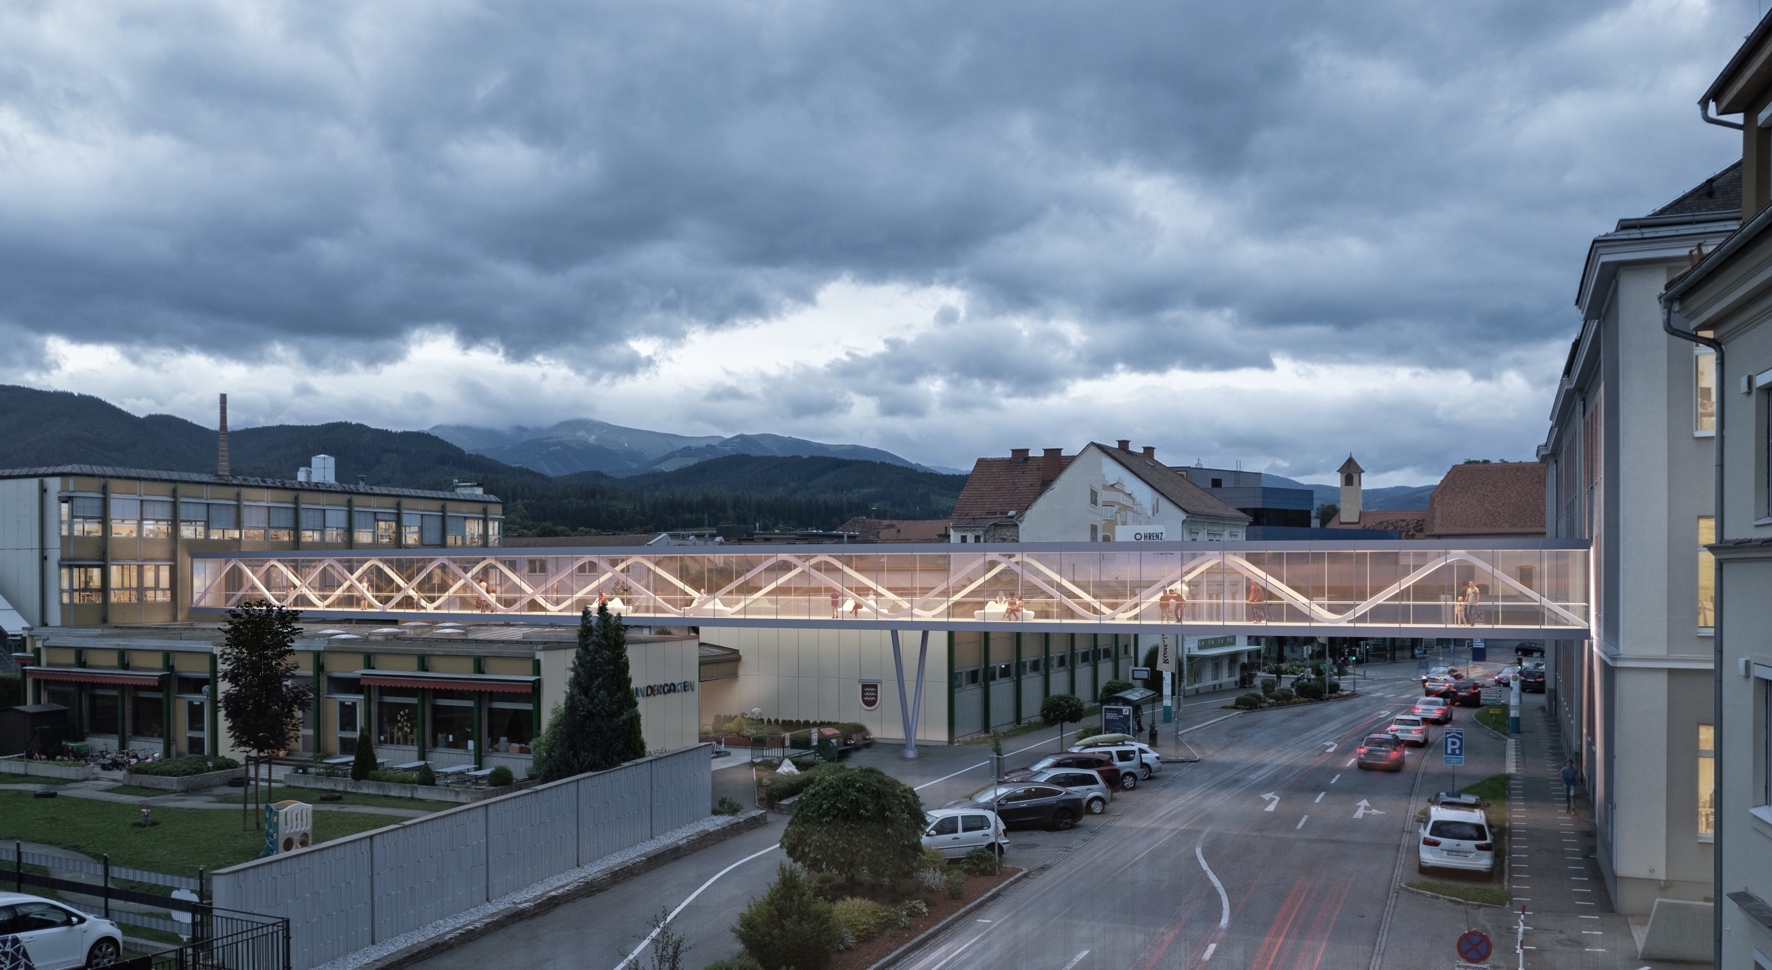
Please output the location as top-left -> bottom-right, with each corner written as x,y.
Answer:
357,672 -> 537,694
26,668 -> 167,687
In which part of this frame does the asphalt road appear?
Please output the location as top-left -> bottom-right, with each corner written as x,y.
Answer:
412,663 -> 1449,970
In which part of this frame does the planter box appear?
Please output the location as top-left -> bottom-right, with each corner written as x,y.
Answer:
282,772 -> 532,803
124,767 -> 243,792
0,758 -> 93,781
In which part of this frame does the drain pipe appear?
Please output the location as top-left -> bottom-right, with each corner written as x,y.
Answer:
1663,301 -> 1724,964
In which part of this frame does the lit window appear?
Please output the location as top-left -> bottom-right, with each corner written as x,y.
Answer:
375,514 -> 396,545
447,515 -> 468,547
110,497 -> 139,537
60,565 -> 102,604
488,518 -> 502,545
1699,517 -> 1715,630
465,518 -> 485,545
300,507 -> 324,543
243,504 -> 269,541
180,502 -> 207,539
109,564 -> 139,603
324,508 -> 348,543
1696,349 -> 1716,434
1699,724 -> 1715,839
207,503 -> 240,540
403,512 -> 422,547
63,496 -> 103,537
141,500 -> 173,539
143,563 -> 172,602
269,506 -> 295,542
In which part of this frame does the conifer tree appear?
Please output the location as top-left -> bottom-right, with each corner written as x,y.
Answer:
540,603 -> 646,781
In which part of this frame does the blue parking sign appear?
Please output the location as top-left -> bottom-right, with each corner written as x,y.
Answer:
1444,730 -> 1465,766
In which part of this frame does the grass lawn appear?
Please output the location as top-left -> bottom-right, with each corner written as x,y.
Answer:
0,790 -> 397,878
214,792 -> 458,813
1408,879 -> 1510,906
1474,706 -> 1510,735
1460,773 -> 1510,805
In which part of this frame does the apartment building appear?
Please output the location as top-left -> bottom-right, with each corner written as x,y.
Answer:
1538,163 -> 1736,917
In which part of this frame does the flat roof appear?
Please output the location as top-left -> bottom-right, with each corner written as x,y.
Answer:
0,465 -> 501,503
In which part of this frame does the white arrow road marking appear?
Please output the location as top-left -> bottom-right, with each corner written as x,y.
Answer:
1321,741 -> 1337,753
1378,710 -> 1391,716
1260,792 -> 1279,812
1353,799 -> 1386,819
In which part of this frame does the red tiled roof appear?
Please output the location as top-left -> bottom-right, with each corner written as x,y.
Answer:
1426,462 -> 1545,538
836,517 -> 951,542
1327,510 -> 1427,539
951,454 -> 1074,521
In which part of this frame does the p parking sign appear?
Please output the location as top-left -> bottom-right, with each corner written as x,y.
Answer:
1444,729 -> 1465,766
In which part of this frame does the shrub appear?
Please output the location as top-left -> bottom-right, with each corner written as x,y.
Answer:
416,763 -> 436,786
733,864 -> 843,970
0,673 -> 21,709
898,899 -> 928,922
1069,723 -> 1099,740
833,897 -> 899,944
130,755 -> 240,777
781,767 -> 926,886
1280,661 -> 1306,675
1099,679 -> 1135,702
702,959 -> 764,970
487,765 -> 514,786
1233,693 -> 1261,710
1328,680 -> 1341,695
351,733 -> 379,782
366,770 -> 420,784
758,762 -> 839,808
1260,677 -> 1277,695
960,847 -> 1001,877
919,847 -> 947,870
714,797 -> 744,816
1295,682 -> 1325,701
945,868 -> 967,898
1272,688 -> 1295,703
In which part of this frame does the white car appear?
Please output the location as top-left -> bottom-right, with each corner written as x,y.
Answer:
922,807 -> 1010,859
1387,715 -> 1428,746
1419,804 -> 1495,875
0,892 -> 124,969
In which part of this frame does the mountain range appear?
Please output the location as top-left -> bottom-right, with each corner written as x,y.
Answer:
429,419 -> 961,478
1259,473 -> 1435,512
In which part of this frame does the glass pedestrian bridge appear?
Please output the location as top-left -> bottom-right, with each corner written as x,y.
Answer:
190,539 -> 1590,638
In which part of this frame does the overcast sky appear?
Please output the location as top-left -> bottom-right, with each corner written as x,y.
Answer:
0,0 -> 1755,483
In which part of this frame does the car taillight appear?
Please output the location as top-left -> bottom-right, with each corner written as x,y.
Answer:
1474,842 -> 1493,851
1422,837 -> 1442,846
1389,749 -> 1401,757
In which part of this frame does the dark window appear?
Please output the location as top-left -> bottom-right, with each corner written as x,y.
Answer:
962,815 -> 990,832
16,901 -> 74,931
1211,478 -> 1222,488
1427,820 -> 1488,841
930,816 -> 959,835
1031,786 -> 1064,798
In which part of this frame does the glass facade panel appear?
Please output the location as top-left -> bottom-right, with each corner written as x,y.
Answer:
431,690 -> 474,750
132,689 -> 164,739
376,689 -> 418,746
89,691 -> 120,736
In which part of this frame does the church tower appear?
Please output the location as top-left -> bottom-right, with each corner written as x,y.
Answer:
1338,455 -> 1363,525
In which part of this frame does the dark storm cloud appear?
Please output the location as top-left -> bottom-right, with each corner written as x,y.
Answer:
0,0 -> 1753,390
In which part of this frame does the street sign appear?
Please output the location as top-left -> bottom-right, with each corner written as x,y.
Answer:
1131,667 -> 1151,680
1456,930 -> 1492,964
1444,730 -> 1465,766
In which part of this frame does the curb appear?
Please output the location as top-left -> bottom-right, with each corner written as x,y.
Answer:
359,810 -> 769,970
863,868 -> 1028,970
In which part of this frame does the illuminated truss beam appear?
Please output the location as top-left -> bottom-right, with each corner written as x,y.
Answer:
190,540 -> 1590,637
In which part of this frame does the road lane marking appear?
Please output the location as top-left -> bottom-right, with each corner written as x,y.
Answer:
1196,841 -> 1231,929
1061,951 -> 1090,970
1202,942 -> 1217,961
1346,757 -> 1357,766
1321,741 -> 1338,753
1315,792 -> 1324,803
1353,799 -> 1384,818
1261,792 -> 1279,811
613,842 -> 781,970
1331,774 -> 1340,784
1296,815 -> 1309,829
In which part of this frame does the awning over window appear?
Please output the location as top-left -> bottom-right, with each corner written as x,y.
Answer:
354,670 -> 538,694
26,667 -> 167,688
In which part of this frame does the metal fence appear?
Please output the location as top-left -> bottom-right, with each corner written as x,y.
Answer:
2,841 -> 204,935
210,744 -> 711,970
140,908 -> 289,970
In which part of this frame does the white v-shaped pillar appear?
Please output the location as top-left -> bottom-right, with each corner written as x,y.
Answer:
891,630 -> 930,759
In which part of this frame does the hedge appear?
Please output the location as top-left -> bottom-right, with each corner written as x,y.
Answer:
131,756 -> 241,777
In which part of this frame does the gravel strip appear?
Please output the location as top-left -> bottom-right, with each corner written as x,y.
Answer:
314,812 -> 761,970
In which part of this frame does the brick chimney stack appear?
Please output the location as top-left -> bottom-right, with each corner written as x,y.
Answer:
217,393 -> 230,477
1041,448 -> 1062,485
1141,446 -> 1155,458
1010,448 -> 1030,460
1116,439 -> 1131,451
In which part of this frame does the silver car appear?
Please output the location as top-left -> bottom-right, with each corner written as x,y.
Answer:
921,808 -> 1009,859
1028,767 -> 1112,814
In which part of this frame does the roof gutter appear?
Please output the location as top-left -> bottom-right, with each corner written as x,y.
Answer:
1701,100 -> 1745,131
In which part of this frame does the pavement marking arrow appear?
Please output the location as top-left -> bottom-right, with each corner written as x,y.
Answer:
1353,799 -> 1385,819
1321,741 -> 1337,753
1260,792 -> 1279,812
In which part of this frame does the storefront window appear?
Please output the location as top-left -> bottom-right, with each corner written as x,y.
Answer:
487,703 -> 534,753
377,689 -> 418,746
89,691 -> 120,736
184,701 -> 206,755
132,690 -> 164,739
431,690 -> 475,750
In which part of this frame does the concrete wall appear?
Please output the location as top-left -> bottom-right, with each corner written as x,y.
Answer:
211,745 -> 710,970
696,628 -> 949,742
0,477 -> 53,629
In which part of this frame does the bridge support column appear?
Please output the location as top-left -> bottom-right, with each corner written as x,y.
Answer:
891,630 -> 929,759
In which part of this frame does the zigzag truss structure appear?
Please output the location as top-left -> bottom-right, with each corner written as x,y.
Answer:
191,542 -> 1590,637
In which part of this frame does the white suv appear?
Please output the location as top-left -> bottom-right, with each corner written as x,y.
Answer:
922,808 -> 1010,859
1418,803 -> 1495,875
1068,742 -> 1160,787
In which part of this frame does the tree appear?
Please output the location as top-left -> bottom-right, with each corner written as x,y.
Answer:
1140,646 -> 1162,692
781,766 -> 925,888
539,604 -> 646,782
1040,693 -> 1085,748
1315,502 -> 1340,526
732,863 -> 843,970
218,601 -> 313,829
349,732 -> 377,782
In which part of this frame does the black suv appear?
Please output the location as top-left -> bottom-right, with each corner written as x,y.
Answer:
1519,666 -> 1545,693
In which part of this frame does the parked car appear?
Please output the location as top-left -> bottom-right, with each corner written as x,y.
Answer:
1067,742 -> 1160,787
1447,679 -> 1485,707
1356,734 -> 1406,771
1519,666 -> 1546,693
1004,752 -> 1124,788
1027,767 -> 1112,814
922,808 -> 1010,859
1387,715 -> 1429,746
1418,804 -> 1495,875
1410,697 -> 1453,724
0,892 -> 124,970
948,783 -> 1085,831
